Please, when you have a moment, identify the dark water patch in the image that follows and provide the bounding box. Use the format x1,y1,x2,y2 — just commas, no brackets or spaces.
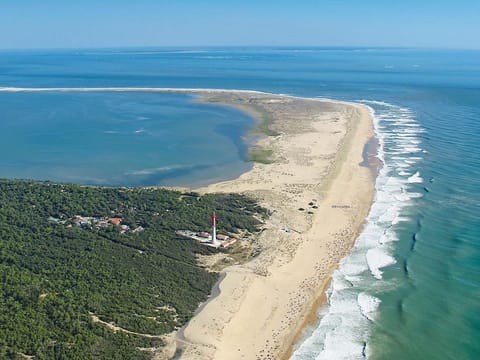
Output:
396,299,405,322
360,136,381,176
402,260,409,276
410,232,418,251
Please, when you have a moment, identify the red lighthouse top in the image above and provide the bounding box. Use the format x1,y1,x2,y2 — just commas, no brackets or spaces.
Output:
211,211,216,227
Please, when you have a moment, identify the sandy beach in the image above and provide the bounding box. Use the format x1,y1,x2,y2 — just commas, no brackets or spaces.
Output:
172,91,375,359
0,86,374,359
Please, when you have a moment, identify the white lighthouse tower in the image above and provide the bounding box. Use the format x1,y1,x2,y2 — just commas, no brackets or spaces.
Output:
211,211,218,246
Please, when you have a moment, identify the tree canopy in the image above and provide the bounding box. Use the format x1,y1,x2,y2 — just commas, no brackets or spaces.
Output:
0,179,267,359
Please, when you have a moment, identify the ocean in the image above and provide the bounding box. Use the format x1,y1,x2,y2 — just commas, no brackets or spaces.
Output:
1,47,479,359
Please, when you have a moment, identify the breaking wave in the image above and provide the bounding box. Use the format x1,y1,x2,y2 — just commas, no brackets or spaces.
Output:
291,101,424,359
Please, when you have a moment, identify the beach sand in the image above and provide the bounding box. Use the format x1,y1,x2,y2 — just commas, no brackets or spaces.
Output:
2,86,374,359
173,92,375,360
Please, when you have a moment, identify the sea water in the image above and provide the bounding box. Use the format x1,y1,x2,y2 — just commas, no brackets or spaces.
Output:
0,47,479,359
0,90,254,186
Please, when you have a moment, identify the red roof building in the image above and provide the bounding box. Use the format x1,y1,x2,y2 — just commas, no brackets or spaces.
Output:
110,217,122,225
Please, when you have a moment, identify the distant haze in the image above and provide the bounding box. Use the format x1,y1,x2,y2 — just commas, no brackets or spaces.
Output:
0,0,479,49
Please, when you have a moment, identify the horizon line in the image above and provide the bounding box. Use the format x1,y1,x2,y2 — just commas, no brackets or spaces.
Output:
0,45,479,52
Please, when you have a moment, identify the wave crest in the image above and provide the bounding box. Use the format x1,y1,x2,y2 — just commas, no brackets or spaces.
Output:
291,101,423,359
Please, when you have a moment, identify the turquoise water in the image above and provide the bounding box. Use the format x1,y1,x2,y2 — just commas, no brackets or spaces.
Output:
0,91,254,186
0,48,479,359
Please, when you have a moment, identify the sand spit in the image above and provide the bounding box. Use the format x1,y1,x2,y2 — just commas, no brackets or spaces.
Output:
176,92,375,360
1,86,374,359
0,86,268,95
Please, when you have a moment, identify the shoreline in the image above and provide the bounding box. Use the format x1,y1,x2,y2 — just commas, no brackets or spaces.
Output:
175,91,375,360
0,85,375,359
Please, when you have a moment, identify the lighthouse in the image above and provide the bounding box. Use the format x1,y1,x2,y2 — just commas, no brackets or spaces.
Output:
211,211,217,245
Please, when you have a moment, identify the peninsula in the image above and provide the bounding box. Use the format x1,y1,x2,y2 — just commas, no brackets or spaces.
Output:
0,87,375,360
176,91,375,359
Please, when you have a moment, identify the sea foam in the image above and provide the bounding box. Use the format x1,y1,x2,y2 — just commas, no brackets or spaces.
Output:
291,101,423,360
408,171,423,183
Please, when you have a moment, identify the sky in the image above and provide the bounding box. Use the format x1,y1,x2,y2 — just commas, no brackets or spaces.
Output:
0,0,479,49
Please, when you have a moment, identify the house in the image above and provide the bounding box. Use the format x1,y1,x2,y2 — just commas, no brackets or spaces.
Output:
110,217,122,226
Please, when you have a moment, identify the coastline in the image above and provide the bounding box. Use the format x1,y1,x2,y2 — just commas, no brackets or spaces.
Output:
0,85,375,359
176,92,375,360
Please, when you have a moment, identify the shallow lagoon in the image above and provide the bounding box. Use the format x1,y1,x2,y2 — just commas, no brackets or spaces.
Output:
0,91,254,187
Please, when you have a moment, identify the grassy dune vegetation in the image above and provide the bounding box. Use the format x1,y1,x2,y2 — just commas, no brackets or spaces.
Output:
249,147,274,164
